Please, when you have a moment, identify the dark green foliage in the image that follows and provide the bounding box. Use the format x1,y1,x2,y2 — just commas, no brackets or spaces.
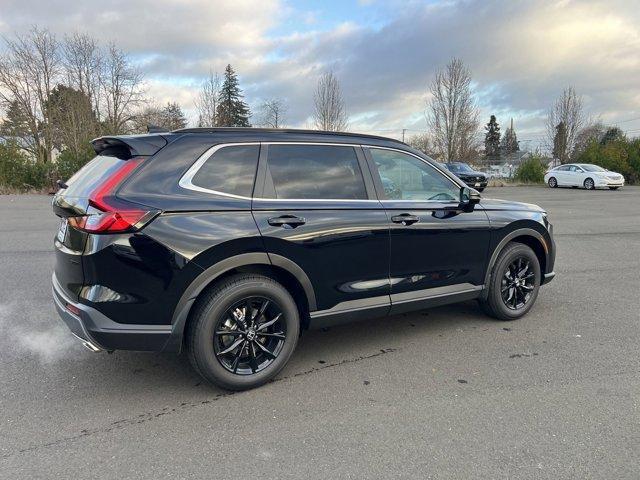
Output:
575,134,640,184
0,140,52,190
484,115,500,158
501,119,519,155
513,155,546,183
216,64,251,127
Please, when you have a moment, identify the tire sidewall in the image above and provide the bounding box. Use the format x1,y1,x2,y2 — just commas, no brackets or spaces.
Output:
584,178,594,190
548,177,557,188
192,277,300,390
489,244,541,320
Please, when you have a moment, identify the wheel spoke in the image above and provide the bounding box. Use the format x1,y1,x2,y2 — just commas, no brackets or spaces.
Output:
255,299,270,321
248,342,259,373
521,284,534,291
257,313,282,331
231,340,247,373
254,340,277,359
257,331,286,339
215,330,243,337
217,337,245,356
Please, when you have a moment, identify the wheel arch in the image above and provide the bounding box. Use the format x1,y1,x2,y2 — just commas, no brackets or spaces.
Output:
481,227,549,300
165,253,316,352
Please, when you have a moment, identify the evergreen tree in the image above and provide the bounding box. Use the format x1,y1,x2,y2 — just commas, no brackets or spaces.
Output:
215,64,251,127
600,127,625,145
484,115,501,159
159,102,187,130
553,121,568,163
501,118,520,155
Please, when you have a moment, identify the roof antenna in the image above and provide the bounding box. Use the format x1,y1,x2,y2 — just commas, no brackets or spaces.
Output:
147,124,169,134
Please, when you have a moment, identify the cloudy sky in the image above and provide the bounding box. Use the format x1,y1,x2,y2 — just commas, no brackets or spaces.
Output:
1,0,639,148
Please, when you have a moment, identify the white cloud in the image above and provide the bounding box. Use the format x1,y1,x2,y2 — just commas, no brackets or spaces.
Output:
1,0,639,143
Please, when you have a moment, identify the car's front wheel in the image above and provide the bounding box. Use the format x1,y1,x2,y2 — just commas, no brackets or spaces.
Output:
584,177,595,190
547,177,557,188
480,242,541,321
186,274,300,390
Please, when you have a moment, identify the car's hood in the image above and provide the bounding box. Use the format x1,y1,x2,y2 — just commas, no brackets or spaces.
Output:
457,170,486,177
479,197,545,213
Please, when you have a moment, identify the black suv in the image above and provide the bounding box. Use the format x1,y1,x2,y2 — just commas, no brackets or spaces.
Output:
52,128,555,390
443,162,488,192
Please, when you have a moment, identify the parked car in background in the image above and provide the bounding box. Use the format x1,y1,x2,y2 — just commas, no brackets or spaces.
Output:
544,164,624,190
52,128,555,390
442,162,488,192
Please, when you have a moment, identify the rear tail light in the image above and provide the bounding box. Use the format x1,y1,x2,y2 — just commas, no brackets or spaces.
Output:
68,156,158,234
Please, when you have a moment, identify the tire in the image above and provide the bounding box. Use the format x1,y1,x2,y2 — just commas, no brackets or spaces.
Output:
186,274,300,390
477,187,485,192
584,177,595,190
479,242,541,321
609,187,619,190
547,177,557,188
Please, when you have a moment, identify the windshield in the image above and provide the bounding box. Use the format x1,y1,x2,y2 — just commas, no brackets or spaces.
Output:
447,163,474,173
580,164,606,172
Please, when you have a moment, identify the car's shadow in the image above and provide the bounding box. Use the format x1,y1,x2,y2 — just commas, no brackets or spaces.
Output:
49,299,501,399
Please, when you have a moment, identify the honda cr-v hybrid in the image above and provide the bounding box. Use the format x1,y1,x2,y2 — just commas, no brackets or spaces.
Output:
52,128,555,390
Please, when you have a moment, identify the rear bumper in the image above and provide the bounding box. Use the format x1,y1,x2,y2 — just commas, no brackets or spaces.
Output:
52,273,176,352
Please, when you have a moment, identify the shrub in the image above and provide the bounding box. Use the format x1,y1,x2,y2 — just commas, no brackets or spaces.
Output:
513,155,547,183
0,141,53,191
575,138,640,184
53,146,94,183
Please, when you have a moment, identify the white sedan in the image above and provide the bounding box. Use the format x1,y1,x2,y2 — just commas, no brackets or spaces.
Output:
544,163,625,190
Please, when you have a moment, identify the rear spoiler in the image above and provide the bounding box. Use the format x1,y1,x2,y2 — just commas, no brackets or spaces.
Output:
91,135,169,159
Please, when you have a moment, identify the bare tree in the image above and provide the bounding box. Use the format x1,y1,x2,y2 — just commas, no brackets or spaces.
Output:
313,71,348,131
195,70,220,127
407,132,432,155
546,87,586,163
100,43,144,134
62,32,102,124
258,98,287,128
0,26,61,162
426,58,479,161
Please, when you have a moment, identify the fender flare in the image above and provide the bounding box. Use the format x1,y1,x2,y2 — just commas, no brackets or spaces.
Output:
164,252,316,352
481,227,549,299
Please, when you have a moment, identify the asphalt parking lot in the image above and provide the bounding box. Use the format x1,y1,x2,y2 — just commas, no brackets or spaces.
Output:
1,186,639,479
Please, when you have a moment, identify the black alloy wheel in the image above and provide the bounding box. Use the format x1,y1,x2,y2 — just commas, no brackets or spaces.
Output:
500,257,536,310
214,296,287,375
186,274,300,390
479,242,541,320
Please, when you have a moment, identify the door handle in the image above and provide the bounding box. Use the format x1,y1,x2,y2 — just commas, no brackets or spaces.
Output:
391,213,420,226
268,215,306,228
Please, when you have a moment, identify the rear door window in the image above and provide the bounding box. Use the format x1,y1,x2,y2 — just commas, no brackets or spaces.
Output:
265,144,367,200
189,144,259,197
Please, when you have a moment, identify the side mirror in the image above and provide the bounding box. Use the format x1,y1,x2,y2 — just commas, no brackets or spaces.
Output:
459,186,481,212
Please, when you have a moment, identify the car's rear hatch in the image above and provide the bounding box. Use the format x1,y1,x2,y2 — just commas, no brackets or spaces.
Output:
52,134,169,300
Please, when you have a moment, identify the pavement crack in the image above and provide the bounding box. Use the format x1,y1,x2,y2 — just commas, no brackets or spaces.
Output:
1,347,397,460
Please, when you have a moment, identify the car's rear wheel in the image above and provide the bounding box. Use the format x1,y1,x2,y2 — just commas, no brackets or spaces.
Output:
477,187,485,192
548,177,557,188
480,242,541,321
186,274,300,390
584,177,595,190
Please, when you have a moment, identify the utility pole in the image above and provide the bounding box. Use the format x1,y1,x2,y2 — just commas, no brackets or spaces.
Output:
402,129,406,142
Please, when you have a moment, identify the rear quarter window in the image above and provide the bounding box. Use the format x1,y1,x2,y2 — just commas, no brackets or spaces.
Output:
62,155,126,198
189,144,259,197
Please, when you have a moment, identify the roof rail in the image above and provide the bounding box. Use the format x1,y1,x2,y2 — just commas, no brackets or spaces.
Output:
171,127,405,144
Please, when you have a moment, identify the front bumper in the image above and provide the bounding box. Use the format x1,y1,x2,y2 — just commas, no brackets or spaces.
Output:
52,273,175,352
595,177,624,187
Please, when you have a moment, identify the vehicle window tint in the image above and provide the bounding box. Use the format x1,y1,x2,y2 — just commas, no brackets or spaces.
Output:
369,148,459,201
266,145,367,200
191,145,259,197
63,155,126,198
